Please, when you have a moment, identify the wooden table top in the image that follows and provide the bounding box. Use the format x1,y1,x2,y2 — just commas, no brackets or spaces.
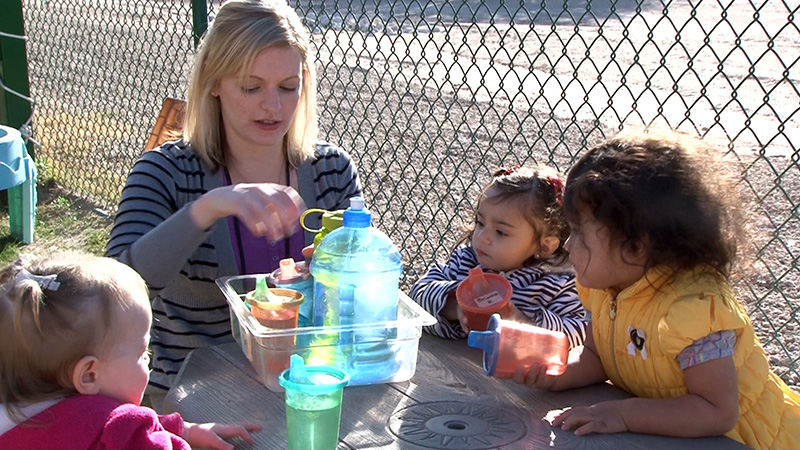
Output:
163,334,748,449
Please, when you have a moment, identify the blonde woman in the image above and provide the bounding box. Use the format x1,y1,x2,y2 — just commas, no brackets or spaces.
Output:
106,0,362,408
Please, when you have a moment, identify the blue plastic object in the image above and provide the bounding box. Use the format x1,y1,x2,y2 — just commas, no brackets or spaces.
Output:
288,354,309,383
467,314,503,376
0,126,36,244
309,196,403,383
0,126,28,190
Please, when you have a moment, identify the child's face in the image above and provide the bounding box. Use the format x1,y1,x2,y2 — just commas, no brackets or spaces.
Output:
471,196,540,272
93,295,152,405
565,215,646,292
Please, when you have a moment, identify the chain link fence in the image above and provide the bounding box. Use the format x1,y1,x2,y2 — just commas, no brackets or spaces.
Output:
18,0,799,388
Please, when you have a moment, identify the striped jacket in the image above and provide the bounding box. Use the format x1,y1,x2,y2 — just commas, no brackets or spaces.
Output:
410,246,587,348
106,140,361,394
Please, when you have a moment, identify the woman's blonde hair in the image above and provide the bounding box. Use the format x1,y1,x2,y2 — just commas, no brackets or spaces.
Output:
183,0,318,169
0,252,148,423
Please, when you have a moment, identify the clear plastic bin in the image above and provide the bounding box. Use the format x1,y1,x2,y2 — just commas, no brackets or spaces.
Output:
216,275,436,392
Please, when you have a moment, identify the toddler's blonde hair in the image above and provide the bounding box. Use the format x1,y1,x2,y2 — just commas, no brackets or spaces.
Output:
0,252,149,423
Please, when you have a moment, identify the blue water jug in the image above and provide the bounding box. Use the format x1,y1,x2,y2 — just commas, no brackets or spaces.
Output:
309,196,403,383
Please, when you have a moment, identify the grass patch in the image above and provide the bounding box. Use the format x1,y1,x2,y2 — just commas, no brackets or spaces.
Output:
0,179,114,265
36,110,133,206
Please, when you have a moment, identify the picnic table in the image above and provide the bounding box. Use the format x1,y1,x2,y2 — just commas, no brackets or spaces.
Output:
163,334,748,449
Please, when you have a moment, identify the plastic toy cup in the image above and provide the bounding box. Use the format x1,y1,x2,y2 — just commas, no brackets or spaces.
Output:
467,313,569,377
246,288,305,329
246,287,305,386
455,267,512,331
279,355,350,450
268,258,315,329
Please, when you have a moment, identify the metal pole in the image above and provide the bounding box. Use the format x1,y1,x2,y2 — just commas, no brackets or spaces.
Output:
0,0,34,159
191,0,209,49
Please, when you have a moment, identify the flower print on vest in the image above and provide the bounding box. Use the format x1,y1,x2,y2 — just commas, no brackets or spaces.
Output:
627,326,647,360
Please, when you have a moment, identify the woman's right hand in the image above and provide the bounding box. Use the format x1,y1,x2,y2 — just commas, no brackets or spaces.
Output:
190,183,306,241
302,244,315,262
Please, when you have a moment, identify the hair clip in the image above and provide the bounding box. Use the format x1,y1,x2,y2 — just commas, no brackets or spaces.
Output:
16,268,60,291
502,164,521,175
547,175,564,206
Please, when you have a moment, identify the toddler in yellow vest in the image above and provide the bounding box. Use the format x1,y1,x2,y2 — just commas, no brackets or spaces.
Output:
503,129,799,449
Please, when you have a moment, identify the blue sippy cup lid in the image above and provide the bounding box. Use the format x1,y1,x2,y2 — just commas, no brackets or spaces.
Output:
279,354,350,393
467,313,503,376
342,196,371,228
288,354,308,383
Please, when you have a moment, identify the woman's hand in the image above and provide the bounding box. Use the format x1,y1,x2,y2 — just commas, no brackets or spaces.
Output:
191,183,305,241
302,244,315,262
183,421,262,450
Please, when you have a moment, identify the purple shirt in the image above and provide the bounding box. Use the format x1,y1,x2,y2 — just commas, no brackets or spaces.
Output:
224,171,305,274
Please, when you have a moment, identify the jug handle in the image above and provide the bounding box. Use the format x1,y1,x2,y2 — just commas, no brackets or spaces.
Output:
299,208,328,233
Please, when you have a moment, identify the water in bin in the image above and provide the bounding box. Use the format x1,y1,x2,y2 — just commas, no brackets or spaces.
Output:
309,196,403,383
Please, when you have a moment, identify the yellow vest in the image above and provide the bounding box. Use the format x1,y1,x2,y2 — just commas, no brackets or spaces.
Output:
579,266,800,449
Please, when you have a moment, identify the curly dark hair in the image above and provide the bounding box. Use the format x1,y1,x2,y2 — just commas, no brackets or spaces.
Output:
563,128,747,279
455,164,571,266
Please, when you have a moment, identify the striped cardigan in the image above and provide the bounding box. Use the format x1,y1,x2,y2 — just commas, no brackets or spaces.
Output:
409,246,588,348
106,140,362,394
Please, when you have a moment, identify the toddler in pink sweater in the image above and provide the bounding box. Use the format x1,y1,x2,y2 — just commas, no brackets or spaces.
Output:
0,252,261,449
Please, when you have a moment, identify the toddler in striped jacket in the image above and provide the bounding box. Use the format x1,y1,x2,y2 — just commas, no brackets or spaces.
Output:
410,165,587,348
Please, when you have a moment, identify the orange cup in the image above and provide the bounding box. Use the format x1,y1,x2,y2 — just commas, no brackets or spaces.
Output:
468,313,569,377
246,288,304,329
455,267,512,331
246,288,304,385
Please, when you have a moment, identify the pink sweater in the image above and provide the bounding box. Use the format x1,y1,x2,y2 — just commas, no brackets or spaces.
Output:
0,394,189,449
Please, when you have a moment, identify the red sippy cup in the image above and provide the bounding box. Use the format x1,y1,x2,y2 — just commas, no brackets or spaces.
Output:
467,313,569,377
455,267,512,331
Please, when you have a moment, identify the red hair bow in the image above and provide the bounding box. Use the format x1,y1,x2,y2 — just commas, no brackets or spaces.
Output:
547,175,564,206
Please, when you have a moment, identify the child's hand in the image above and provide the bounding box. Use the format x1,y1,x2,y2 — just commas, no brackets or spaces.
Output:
183,421,262,450
456,304,471,334
551,401,627,436
498,302,529,324
501,362,560,390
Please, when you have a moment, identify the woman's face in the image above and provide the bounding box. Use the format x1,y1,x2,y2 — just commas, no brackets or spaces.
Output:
216,45,303,155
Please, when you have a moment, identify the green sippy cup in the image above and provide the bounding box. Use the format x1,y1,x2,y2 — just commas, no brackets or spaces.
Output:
300,208,345,248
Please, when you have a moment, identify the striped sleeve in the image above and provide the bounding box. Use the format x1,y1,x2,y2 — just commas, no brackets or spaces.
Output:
105,143,211,292
409,248,477,339
512,272,587,348
310,142,362,210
